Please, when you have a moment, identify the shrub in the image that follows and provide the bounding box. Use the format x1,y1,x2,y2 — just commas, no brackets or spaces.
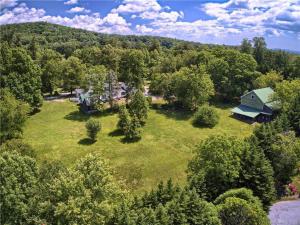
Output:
215,189,270,225
216,197,270,225
193,105,219,128
85,118,101,141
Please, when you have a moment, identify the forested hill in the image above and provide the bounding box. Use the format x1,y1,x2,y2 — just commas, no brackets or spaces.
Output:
0,22,212,55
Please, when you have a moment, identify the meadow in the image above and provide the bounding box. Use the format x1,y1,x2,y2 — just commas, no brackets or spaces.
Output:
23,100,254,193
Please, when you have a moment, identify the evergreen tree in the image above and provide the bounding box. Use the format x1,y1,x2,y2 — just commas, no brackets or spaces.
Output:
117,105,131,133
155,204,169,225
124,115,142,141
239,137,276,210
129,90,149,125
288,93,300,135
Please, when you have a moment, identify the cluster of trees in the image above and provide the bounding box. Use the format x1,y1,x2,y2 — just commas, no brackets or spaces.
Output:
1,140,272,225
117,90,149,141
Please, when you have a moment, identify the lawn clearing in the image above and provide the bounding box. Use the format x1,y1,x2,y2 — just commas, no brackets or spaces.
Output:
23,101,254,193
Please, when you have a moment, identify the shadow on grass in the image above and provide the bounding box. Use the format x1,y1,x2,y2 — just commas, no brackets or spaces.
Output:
29,108,41,116
153,106,193,121
121,137,141,144
229,114,255,125
65,108,117,122
108,129,123,137
78,138,95,145
65,110,90,122
192,121,215,129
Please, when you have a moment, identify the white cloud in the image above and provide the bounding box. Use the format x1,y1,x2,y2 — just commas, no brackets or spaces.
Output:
136,24,153,33
64,0,78,5
201,0,300,35
0,0,299,48
0,0,17,10
112,0,161,14
0,3,131,35
67,6,90,14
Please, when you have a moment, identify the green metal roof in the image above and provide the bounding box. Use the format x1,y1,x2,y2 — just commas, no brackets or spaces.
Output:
253,87,274,104
231,105,261,118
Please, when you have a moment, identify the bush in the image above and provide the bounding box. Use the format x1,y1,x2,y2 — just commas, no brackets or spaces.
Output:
216,197,270,225
193,105,219,128
85,118,101,141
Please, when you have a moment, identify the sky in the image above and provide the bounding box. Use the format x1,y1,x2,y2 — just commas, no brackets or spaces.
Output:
0,0,299,51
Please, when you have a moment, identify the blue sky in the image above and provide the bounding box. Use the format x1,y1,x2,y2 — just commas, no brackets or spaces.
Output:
1,0,300,51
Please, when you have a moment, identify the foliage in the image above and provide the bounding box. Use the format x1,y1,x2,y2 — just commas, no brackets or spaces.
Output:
86,118,101,141
173,66,214,110
85,65,107,105
188,135,244,201
0,151,38,224
124,115,142,141
253,37,267,73
253,119,300,196
37,153,123,224
253,70,283,89
109,181,221,225
106,70,119,108
193,105,219,128
117,105,131,133
239,137,276,210
208,49,260,100
288,92,300,135
274,77,300,111
271,132,300,194
0,139,36,158
240,38,252,54
63,56,86,93
129,90,149,125
216,196,270,225
39,48,64,94
0,44,43,108
0,89,29,144
120,49,146,89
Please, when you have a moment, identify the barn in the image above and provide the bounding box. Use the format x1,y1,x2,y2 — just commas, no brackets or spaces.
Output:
231,87,279,123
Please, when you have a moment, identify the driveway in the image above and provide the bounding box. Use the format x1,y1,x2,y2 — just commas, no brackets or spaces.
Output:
269,200,300,225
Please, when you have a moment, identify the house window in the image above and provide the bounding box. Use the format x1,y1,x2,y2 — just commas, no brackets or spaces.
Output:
251,95,254,99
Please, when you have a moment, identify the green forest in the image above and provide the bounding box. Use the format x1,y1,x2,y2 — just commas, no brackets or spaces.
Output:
1,22,300,225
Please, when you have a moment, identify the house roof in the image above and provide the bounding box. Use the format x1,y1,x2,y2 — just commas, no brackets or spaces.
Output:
231,105,262,118
252,87,274,104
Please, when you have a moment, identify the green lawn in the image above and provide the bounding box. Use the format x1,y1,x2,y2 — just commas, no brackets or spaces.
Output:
23,100,253,193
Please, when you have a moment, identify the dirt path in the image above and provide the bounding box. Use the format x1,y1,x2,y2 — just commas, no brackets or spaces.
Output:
268,199,300,225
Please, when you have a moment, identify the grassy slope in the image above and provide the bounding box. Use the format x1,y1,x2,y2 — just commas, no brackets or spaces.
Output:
23,101,253,193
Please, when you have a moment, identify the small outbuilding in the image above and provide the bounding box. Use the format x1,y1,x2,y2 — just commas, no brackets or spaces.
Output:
231,87,279,123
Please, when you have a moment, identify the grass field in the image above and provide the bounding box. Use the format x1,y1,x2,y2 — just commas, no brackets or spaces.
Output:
23,100,254,193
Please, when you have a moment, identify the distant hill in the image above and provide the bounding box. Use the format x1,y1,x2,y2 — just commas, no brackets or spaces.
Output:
275,49,300,55
0,22,297,56
0,22,207,51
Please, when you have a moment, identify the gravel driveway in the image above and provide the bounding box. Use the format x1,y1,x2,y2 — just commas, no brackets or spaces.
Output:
269,200,300,225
